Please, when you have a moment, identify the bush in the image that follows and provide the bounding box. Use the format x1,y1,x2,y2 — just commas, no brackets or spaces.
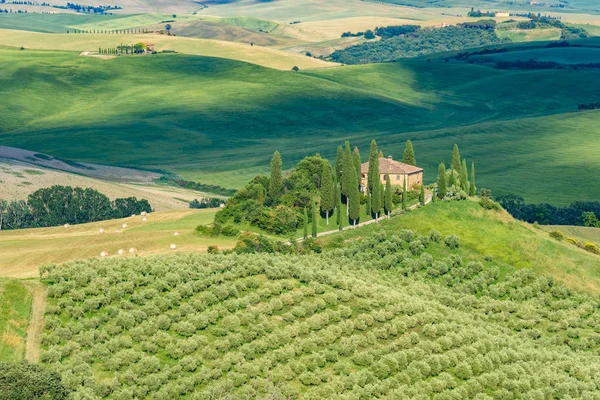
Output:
221,225,240,237
583,242,600,255
0,361,67,399
479,197,501,210
549,230,565,241
428,230,442,243
444,235,460,249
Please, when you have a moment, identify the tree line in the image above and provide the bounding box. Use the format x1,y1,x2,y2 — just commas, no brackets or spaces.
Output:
215,140,422,237
67,28,149,34
0,185,151,231
435,144,476,201
497,194,600,226
98,43,150,55
159,176,237,197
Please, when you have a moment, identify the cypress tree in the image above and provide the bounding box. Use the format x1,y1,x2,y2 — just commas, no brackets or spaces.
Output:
366,191,371,219
352,146,361,187
419,184,425,206
311,198,318,238
449,166,456,187
470,162,476,196
460,159,469,191
402,140,416,166
368,140,381,219
378,150,384,158
432,184,437,203
437,163,447,199
320,162,334,225
335,146,344,180
385,174,392,217
269,151,283,203
336,186,343,231
372,176,382,220
303,207,308,240
451,144,461,173
402,177,407,211
349,167,360,226
341,142,353,215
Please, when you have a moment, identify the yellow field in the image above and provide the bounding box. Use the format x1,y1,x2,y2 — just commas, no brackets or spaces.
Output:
0,209,236,279
0,29,336,70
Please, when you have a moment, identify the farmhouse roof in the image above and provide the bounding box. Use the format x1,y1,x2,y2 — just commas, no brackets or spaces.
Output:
361,156,423,175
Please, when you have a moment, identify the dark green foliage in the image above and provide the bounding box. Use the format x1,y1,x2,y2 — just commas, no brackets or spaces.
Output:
402,177,407,211
311,198,318,238
366,190,372,218
320,163,334,225
336,188,343,231
470,163,476,196
269,151,284,203
437,164,447,199
449,166,456,187
368,140,382,217
0,186,151,230
303,207,308,239
432,185,437,203
581,211,599,227
189,198,224,209
460,159,469,191
335,146,344,181
374,25,420,39
419,184,425,206
330,24,508,64
384,174,393,216
364,29,375,40
479,197,501,211
341,142,353,202
498,195,600,226
0,361,67,399
348,168,360,225
352,147,361,185
444,234,460,249
402,140,416,166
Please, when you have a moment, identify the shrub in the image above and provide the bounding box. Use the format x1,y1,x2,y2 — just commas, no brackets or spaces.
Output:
173,322,195,337
479,197,501,210
583,242,600,255
444,235,460,249
549,230,565,241
428,230,442,243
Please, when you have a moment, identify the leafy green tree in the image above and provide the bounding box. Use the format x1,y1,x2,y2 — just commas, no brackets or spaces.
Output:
348,168,360,226
0,361,67,399
402,140,416,166
352,146,362,185
437,163,447,199
460,159,469,191
303,207,308,239
452,144,461,172
470,162,476,196
582,211,599,227
311,198,318,238
269,151,284,203
384,174,393,217
402,177,407,211
320,162,334,225
335,146,344,180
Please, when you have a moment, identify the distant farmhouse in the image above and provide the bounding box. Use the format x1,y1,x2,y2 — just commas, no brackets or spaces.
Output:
360,156,423,192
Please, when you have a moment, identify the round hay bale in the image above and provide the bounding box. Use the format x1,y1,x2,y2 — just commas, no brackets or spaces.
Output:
63,224,70,229
142,217,147,222
99,228,105,234
122,223,128,229
129,248,136,254
100,251,108,257
170,244,177,250
118,249,125,255
141,211,147,216
174,232,180,236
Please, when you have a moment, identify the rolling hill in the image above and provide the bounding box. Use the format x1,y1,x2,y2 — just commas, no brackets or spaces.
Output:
1,46,600,203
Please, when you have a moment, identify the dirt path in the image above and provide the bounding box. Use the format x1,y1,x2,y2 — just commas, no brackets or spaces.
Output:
23,281,46,363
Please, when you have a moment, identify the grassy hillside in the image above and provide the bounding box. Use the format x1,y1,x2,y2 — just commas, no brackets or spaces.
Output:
34,228,600,398
322,200,600,295
0,279,32,362
0,208,235,279
2,48,600,202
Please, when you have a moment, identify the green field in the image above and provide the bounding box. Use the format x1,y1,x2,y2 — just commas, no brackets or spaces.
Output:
0,13,124,33
1,47,600,203
470,47,600,64
0,279,31,361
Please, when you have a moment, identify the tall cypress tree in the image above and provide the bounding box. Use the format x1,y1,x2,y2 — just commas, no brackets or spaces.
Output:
449,166,456,187
419,184,425,206
402,140,416,166
341,143,353,215
335,146,344,180
352,147,362,188
385,174,393,217
368,140,381,219
366,191,371,219
372,176,382,220
320,162,334,225
437,163,447,199
402,177,407,211
311,198,318,238
432,184,437,203
269,151,283,203
451,144,461,173
460,159,469,191
470,163,476,196
303,207,308,240
337,186,343,231
349,167,360,226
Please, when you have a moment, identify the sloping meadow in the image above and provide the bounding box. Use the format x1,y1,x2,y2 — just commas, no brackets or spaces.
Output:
40,230,600,399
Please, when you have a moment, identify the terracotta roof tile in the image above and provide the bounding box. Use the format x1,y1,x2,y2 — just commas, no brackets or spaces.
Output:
361,157,423,175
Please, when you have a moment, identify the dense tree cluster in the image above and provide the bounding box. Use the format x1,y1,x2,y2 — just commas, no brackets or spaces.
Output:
497,194,600,226
189,198,225,209
35,227,600,398
436,144,476,201
0,361,67,399
0,186,151,231
330,22,509,64
62,2,121,13
159,176,236,197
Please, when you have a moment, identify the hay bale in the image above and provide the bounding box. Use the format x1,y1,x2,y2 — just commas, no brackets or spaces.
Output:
63,224,70,229
170,244,177,250
142,217,147,222
141,211,147,216
174,232,180,236
99,229,105,234
118,249,125,255
100,251,108,257
122,223,128,229
129,248,137,254
115,229,122,233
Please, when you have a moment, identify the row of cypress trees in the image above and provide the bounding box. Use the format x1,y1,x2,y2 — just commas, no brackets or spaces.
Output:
436,144,476,199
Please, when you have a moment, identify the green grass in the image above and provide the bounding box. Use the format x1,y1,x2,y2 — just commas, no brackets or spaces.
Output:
470,47,600,64
2,47,600,204
0,13,126,33
496,28,562,43
542,225,600,244
321,200,600,295
0,279,32,362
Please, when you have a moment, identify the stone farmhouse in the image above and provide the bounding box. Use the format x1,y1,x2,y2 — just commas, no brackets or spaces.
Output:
360,156,423,191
